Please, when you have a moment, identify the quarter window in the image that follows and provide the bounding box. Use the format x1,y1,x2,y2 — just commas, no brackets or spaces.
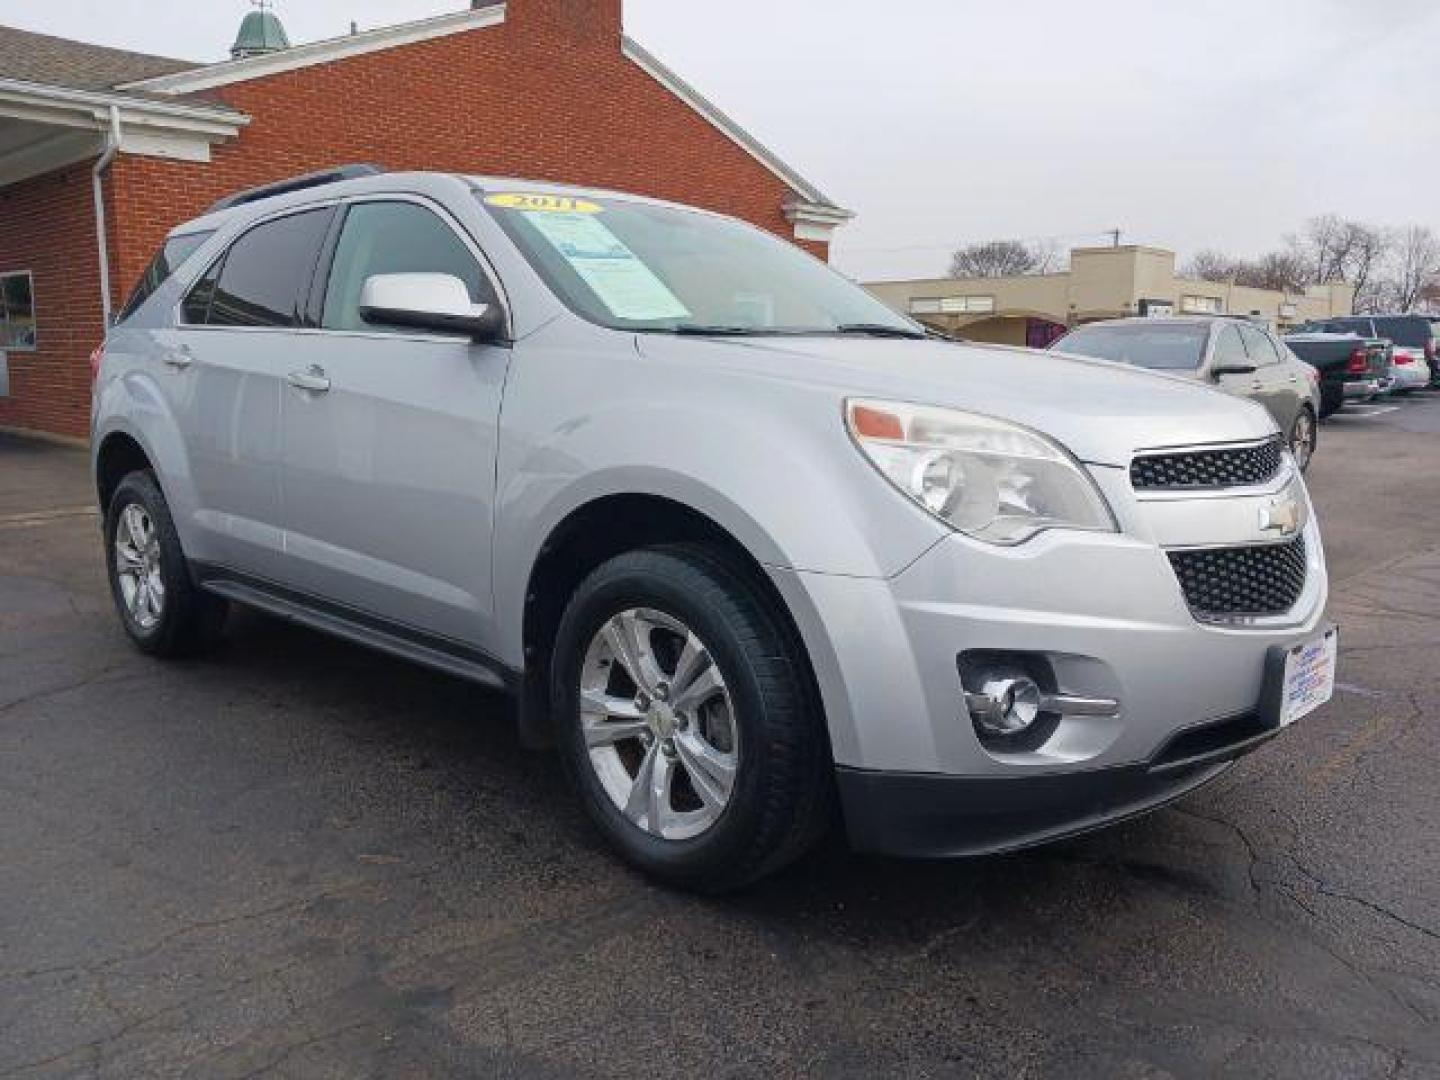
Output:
191,208,333,328
321,201,493,332
119,232,213,323
1,271,36,350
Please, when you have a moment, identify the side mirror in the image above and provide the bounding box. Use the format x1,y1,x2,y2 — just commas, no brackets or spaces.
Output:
1211,361,1257,378
358,273,505,342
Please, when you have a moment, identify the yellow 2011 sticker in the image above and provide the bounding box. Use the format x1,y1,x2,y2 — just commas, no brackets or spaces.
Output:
485,193,603,214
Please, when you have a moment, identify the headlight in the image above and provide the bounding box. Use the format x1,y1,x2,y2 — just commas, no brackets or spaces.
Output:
845,399,1116,545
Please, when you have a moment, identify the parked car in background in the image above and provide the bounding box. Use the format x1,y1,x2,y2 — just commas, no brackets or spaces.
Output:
1050,317,1320,469
91,169,1335,890
1284,332,1392,416
1304,315,1435,391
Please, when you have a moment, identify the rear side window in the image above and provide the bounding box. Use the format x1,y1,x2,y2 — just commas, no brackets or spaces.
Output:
320,201,493,332
188,208,332,328
1328,318,1374,337
118,231,213,323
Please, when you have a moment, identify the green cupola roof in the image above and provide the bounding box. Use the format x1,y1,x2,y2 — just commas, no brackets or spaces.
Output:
231,7,290,60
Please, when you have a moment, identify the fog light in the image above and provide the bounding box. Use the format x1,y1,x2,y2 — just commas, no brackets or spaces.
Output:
965,673,1043,737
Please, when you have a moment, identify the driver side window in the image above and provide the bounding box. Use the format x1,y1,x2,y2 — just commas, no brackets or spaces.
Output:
321,201,494,332
1212,325,1248,367
1238,324,1280,366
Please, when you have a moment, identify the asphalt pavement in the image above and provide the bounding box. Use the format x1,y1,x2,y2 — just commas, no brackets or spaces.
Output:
2,394,1439,1078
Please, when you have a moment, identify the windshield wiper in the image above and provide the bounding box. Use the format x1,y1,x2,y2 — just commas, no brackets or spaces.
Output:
666,325,781,336
834,323,927,339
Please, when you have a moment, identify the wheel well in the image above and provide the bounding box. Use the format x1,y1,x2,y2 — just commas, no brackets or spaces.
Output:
96,433,153,513
519,494,820,747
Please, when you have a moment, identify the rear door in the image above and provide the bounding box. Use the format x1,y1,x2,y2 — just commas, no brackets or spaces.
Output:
275,197,510,645
160,207,334,577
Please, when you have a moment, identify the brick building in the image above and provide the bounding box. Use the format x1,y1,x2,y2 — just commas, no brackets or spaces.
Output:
0,0,851,439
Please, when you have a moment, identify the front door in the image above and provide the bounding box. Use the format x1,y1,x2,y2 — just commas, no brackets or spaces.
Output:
1237,323,1299,434
276,198,509,646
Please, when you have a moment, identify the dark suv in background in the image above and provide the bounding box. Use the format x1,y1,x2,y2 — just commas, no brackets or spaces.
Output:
1304,315,1437,388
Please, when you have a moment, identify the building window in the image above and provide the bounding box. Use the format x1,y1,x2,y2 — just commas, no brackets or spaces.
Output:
1,271,35,350
1180,294,1223,315
911,295,995,315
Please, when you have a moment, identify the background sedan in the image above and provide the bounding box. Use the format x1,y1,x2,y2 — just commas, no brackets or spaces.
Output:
1049,317,1320,469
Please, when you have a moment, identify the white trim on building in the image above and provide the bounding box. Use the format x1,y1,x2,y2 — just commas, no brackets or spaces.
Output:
0,78,247,185
621,36,853,243
118,5,508,95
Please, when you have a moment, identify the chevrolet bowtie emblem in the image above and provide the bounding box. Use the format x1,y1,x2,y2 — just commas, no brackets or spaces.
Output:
1260,496,1302,537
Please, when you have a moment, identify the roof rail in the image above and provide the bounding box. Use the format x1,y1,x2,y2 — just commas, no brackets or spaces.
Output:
206,163,385,214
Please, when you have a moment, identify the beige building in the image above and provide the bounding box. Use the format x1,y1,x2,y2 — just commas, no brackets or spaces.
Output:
865,245,1355,348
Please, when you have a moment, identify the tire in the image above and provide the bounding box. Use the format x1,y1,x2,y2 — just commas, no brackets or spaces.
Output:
104,470,227,657
1289,406,1317,472
1318,385,1342,420
550,544,830,892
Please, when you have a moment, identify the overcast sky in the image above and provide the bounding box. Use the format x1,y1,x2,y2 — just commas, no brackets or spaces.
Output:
5,0,1436,280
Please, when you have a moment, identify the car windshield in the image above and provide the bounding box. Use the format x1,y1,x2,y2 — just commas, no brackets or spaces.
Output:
480,190,920,336
1052,323,1209,370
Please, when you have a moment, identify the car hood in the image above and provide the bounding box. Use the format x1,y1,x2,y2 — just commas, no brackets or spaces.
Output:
637,335,1276,467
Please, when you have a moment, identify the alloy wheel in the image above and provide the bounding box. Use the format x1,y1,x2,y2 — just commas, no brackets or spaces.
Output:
579,608,739,841
114,503,165,631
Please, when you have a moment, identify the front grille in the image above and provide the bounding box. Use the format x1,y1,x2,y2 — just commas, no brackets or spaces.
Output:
1131,438,1284,490
1168,536,1308,619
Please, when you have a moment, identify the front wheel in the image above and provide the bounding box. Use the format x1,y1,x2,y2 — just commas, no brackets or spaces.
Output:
550,544,830,892
1289,407,1317,472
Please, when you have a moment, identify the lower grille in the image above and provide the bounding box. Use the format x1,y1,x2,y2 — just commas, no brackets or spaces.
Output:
1168,536,1308,619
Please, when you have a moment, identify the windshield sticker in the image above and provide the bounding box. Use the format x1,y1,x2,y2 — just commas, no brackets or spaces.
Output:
523,211,691,322
486,193,604,214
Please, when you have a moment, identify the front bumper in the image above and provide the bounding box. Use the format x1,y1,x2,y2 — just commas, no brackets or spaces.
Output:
837,702,1297,857
771,462,1329,859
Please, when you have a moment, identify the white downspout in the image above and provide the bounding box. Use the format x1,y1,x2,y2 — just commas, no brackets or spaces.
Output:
92,105,122,328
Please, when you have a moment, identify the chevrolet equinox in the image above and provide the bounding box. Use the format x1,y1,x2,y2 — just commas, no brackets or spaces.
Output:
92,167,1337,891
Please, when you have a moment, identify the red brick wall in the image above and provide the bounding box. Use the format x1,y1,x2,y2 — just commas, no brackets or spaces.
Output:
0,164,105,438
7,0,832,437
109,0,828,300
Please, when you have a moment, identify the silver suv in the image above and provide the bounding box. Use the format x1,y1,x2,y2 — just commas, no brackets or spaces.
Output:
93,168,1337,891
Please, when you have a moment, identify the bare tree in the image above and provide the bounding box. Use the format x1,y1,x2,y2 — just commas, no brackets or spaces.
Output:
1289,214,1350,284
1233,252,1311,293
948,240,1043,278
1388,226,1440,312
1182,251,1240,283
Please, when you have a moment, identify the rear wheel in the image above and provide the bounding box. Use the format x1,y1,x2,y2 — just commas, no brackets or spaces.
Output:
550,544,830,892
1289,407,1317,471
104,471,226,656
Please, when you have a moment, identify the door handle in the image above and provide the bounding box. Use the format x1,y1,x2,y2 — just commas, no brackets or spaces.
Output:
163,345,193,370
287,366,331,393
1250,381,1265,391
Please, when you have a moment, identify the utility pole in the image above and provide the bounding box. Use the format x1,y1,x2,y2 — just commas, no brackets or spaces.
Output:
1108,228,1122,248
